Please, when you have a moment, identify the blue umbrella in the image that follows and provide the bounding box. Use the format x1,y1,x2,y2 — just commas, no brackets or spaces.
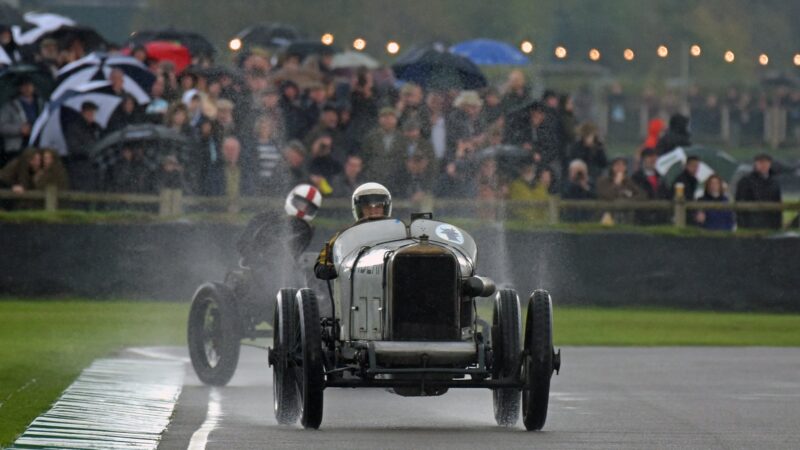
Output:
450,39,529,66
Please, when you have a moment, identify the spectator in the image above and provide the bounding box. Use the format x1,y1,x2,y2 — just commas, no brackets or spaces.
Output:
278,80,305,140
671,156,700,200
434,139,477,199
247,115,284,195
401,118,437,175
329,154,365,198
107,94,145,132
300,82,328,138
1,77,42,165
567,122,607,182
222,136,242,196
481,87,504,125
597,157,645,225
508,159,553,222
348,68,378,145
655,113,691,155
393,151,434,202
107,146,149,193
527,101,564,176
396,82,424,127
157,154,189,192
307,133,342,181
448,91,486,152
166,103,194,138
637,118,665,168
215,99,237,138
501,69,532,145
360,107,406,184
0,148,69,194
631,149,671,225
145,75,170,123
270,140,309,193
561,159,596,223
735,153,782,230
419,90,450,163
63,101,101,191
304,103,345,163
192,118,224,196
475,157,505,220
696,174,735,231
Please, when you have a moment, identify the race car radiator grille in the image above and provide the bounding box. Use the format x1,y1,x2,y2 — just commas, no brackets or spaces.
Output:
391,251,459,341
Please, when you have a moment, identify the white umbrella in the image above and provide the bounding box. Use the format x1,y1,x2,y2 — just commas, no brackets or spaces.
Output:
13,12,75,45
331,51,380,69
50,52,154,104
30,80,123,155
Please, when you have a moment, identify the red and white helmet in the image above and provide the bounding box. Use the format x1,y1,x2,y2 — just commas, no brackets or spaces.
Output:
285,184,323,222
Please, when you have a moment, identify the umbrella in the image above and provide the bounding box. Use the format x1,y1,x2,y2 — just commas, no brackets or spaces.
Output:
29,80,123,155
51,52,154,104
0,64,56,104
89,123,190,172
129,28,216,59
450,39,529,66
284,40,339,60
392,44,487,90
124,40,191,74
656,146,740,188
234,23,305,49
0,3,26,27
267,66,323,90
331,51,380,69
12,12,75,45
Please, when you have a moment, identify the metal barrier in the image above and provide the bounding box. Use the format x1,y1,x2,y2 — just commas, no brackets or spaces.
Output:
1,186,798,229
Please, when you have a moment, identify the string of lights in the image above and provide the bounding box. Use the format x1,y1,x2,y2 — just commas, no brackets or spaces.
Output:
227,33,800,66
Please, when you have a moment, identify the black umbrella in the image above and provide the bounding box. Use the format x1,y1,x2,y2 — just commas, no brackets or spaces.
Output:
89,124,191,172
44,26,107,53
392,43,487,90
0,3,25,27
0,64,55,104
235,23,305,49
284,40,340,60
129,28,216,59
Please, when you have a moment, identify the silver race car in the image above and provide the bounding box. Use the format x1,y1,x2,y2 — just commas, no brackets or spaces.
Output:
269,213,561,430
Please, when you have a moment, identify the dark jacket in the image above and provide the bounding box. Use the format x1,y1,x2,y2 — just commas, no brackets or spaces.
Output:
655,114,691,155
735,171,782,229
671,170,699,200
631,169,671,225
561,181,596,223
567,141,608,181
698,193,735,231
528,110,563,166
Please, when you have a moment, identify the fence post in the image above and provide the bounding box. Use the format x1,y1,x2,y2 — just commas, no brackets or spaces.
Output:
44,185,58,212
171,189,184,215
673,199,687,228
159,189,171,217
225,164,241,214
548,197,560,225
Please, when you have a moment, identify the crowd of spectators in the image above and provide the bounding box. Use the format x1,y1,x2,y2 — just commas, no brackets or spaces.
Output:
0,32,788,231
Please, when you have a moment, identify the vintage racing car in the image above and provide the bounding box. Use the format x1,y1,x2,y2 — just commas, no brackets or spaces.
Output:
269,213,561,430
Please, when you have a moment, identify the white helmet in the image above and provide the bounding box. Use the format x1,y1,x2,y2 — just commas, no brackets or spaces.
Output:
352,182,392,220
285,184,323,222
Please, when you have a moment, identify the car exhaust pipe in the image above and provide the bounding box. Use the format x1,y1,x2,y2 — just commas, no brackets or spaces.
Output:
462,276,496,297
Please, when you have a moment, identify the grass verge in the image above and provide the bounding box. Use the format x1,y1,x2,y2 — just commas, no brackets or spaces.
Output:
2,300,800,446
0,300,188,447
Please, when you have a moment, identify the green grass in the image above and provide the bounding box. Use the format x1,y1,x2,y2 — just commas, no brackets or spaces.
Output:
0,300,188,447
2,300,800,446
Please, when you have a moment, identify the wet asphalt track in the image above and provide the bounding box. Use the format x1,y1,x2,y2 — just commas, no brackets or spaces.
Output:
134,346,800,450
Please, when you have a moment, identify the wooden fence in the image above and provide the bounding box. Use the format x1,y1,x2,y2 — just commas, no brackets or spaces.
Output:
2,186,799,228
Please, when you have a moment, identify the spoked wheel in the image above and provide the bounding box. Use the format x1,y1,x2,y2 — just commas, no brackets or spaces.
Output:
492,289,522,427
294,288,324,429
188,283,241,386
271,288,300,425
522,289,558,431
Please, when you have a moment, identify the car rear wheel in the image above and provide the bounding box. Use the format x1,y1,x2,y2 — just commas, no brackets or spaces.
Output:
295,288,324,429
272,288,300,425
522,289,556,431
492,289,522,427
187,283,241,386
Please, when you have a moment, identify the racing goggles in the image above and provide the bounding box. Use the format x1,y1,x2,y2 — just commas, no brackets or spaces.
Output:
355,194,389,208
291,195,319,216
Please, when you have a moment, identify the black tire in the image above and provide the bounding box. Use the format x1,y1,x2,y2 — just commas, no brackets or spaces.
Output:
273,288,300,425
492,289,522,427
522,289,555,431
295,288,324,429
188,283,241,386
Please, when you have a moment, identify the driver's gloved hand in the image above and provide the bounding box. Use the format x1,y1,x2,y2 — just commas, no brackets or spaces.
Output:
315,264,338,280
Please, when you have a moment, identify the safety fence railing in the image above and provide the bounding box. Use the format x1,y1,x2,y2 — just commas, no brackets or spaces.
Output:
2,186,799,229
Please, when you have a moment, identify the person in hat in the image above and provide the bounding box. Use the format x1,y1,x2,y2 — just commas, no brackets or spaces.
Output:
735,153,782,229
597,157,646,225
449,90,486,146
359,106,406,184
0,76,43,165
567,121,608,183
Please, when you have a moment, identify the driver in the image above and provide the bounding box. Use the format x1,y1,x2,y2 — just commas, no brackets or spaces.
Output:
314,182,392,280
238,184,322,267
